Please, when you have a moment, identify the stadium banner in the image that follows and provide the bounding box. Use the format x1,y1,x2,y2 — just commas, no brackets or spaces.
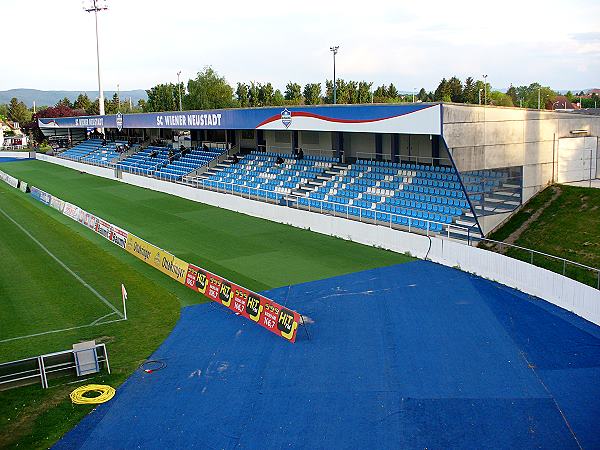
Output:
125,233,189,285
19,181,28,193
95,218,112,240
184,263,301,343
109,224,128,249
30,186,52,205
0,169,20,189
37,104,442,135
78,209,99,232
50,196,65,213
62,202,81,220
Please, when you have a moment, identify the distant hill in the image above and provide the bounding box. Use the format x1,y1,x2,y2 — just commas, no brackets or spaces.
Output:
0,89,148,108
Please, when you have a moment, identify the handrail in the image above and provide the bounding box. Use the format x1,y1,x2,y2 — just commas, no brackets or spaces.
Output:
182,176,474,239
477,237,600,289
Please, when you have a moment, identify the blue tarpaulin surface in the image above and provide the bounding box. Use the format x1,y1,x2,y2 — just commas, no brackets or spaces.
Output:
55,261,600,449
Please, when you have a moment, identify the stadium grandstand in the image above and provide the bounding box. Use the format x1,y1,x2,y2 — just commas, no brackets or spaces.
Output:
38,103,599,240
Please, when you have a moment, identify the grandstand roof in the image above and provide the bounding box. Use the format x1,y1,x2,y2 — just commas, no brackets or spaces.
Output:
38,103,443,135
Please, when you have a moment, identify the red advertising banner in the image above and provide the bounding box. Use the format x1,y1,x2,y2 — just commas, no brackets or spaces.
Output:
184,264,301,342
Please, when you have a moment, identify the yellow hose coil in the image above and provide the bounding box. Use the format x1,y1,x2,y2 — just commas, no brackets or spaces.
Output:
70,384,116,404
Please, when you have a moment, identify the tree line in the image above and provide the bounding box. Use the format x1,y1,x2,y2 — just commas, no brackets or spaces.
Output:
2,66,598,133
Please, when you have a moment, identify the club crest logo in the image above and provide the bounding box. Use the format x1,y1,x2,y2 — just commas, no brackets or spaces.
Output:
281,108,292,128
116,112,123,131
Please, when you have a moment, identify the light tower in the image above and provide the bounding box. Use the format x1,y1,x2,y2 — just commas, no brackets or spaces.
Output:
83,0,108,118
329,46,339,104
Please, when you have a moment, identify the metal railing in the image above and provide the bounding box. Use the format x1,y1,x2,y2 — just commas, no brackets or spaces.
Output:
181,176,477,239
477,238,600,289
0,343,110,391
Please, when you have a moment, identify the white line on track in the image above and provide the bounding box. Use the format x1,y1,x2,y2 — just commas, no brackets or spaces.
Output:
0,205,124,319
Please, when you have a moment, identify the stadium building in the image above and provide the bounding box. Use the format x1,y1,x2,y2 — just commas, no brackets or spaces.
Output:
39,103,600,239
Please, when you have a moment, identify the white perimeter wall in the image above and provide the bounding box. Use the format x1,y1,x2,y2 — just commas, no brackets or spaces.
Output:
0,151,33,159
35,153,600,326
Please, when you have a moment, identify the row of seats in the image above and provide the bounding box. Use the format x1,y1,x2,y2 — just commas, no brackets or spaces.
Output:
82,141,130,166
116,146,170,175
203,151,333,196
154,147,225,181
59,139,103,160
296,197,445,232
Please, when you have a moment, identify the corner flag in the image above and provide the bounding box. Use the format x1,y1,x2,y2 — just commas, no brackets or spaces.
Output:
121,284,128,320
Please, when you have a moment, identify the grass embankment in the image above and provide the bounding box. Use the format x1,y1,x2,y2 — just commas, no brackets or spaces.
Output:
486,184,600,287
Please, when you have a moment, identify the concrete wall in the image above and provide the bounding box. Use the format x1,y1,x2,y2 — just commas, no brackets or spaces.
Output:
34,153,600,327
443,104,600,202
0,151,33,159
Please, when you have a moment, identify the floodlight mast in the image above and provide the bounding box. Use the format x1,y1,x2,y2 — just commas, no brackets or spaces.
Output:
177,71,183,111
330,46,339,104
84,0,108,120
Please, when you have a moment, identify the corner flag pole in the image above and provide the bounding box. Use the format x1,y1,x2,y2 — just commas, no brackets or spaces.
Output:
121,283,128,320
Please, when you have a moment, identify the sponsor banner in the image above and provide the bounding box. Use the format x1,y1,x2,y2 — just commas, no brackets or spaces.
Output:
184,263,301,343
96,218,112,240
77,209,99,231
62,202,81,220
125,233,189,285
109,224,128,249
19,181,28,193
0,169,19,188
30,186,52,205
50,196,65,213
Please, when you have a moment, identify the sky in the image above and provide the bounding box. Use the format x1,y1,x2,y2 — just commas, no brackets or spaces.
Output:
2,0,599,93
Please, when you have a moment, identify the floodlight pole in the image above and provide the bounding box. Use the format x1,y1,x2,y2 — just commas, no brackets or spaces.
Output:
330,46,339,104
479,89,483,105
413,88,416,103
482,74,488,106
177,71,183,111
84,0,108,121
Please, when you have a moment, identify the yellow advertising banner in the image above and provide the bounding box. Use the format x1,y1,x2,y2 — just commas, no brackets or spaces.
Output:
125,233,189,285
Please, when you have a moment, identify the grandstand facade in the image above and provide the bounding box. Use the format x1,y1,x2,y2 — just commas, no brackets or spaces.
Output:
39,103,600,238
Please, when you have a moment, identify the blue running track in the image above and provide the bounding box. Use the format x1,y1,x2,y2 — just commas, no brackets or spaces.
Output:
55,260,600,449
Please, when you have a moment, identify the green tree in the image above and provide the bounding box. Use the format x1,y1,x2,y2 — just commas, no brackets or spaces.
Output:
515,83,556,109
490,91,514,107
565,90,575,102
258,82,274,106
387,83,399,99
447,76,463,102
0,103,8,117
303,83,322,105
357,81,372,103
236,83,249,107
106,92,120,114
417,88,428,102
284,82,303,104
248,82,260,107
7,97,32,124
373,85,388,102
145,83,179,112
56,97,73,109
272,89,286,106
73,93,91,111
184,66,235,110
462,77,477,104
434,78,450,101
506,85,518,105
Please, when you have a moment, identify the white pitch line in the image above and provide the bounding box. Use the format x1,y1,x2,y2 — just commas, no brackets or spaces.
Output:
90,311,119,325
0,205,123,319
0,318,126,343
